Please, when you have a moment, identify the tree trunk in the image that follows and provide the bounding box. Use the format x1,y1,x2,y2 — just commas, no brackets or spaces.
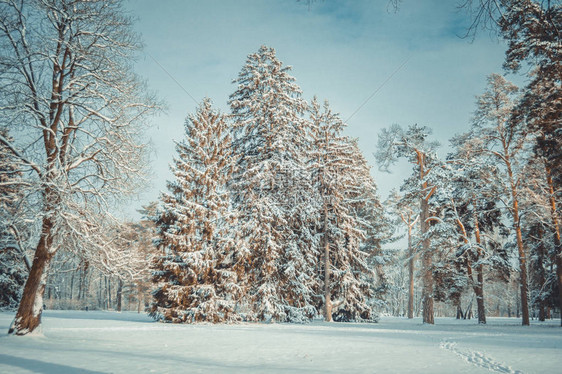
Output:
137,286,142,314
420,197,434,324
545,164,562,327
516,290,520,319
69,271,75,300
507,161,529,326
456,304,464,319
116,278,123,312
531,227,547,322
8,216,55,335
98,276,103,309
407,223,415,319
323,203,332,322
514,218,530,325
473,214,486,324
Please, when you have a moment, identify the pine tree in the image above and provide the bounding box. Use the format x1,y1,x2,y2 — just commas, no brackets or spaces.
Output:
464,74,533,325
150,99,241,323
228,45,315,322
520,156,560,321
461,0,562,325
376,124,441,324
446,132,510,324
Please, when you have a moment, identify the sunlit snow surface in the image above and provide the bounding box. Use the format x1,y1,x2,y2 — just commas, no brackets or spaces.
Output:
1,311,561,373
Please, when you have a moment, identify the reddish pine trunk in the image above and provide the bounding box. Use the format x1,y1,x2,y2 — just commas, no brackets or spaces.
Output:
505,157,529,326
407,223,415,319
512,201,530,326
9,216,55,335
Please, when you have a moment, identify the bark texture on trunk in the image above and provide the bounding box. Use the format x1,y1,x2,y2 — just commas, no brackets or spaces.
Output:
456,303,464,319
407,225,415,319
413,149,434,325
117,278,123,312
401,213,418,320
505,158,529,326
473,214,486,324
513,204,530,326
420,197,433,325
323,203,332,322
545,165,562,327
9,217,55,335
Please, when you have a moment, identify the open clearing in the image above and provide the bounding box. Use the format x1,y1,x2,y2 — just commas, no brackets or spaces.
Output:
0,311,560,373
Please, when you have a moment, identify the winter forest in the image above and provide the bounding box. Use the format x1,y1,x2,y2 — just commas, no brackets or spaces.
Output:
1,0,561,373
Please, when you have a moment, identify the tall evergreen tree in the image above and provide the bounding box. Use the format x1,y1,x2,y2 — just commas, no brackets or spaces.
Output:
150,99,241,323
310,98,387,322
447,133,509,324
520,156,560,320
463,74,532,325
228,46,315,322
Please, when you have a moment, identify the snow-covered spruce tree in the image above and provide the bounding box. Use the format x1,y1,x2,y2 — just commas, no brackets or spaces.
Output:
228,46,316,322
0,0,158,335
376,124,441,324
348,140,391,320
309,98,387,322
150,99,242,323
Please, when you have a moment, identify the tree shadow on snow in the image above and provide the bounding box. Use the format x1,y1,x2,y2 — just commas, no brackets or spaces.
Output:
0,353,105,374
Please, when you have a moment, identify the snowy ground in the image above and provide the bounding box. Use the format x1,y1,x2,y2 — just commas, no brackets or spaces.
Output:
0,311,560,373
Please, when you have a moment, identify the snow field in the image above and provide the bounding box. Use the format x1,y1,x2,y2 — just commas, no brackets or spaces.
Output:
0,311,561,373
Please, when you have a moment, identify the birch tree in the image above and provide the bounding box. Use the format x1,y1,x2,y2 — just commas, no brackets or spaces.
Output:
0,0,158,335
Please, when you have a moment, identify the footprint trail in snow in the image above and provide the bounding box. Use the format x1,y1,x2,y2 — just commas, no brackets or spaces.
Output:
440,339,524,374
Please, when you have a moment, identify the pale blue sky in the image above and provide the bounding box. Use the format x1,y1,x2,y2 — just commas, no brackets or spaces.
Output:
124,0,516,217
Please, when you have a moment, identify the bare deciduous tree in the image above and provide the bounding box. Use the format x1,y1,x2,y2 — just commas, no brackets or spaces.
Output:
0,0,159,335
